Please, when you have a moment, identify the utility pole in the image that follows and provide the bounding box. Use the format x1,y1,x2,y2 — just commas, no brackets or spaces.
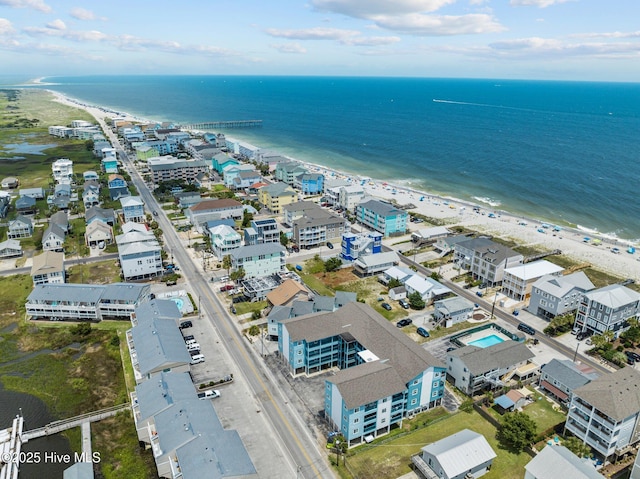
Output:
573,342,579,362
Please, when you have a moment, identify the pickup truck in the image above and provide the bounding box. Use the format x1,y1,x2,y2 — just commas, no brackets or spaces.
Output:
197,389,220,400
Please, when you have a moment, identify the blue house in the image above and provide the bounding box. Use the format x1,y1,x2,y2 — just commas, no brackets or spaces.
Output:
294,173,324,195
279,302,445,446
341,231,382,261
356,199,408,237
120,196,145,223
102,157,118,174
211,153,239,174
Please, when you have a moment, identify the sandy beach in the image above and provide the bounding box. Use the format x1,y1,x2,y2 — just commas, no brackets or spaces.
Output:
50,90,640,283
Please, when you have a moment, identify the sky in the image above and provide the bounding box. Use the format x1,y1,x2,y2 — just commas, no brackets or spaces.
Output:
0,0,639,82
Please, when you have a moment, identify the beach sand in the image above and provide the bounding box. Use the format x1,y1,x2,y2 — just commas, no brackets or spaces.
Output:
50,91,640,283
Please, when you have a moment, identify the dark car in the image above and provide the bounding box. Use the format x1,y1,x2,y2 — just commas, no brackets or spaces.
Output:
326,242,334,249
627,351,640,362
396,319,413,328
179,320,193,329
446,347,456,352
219,284,235,292
189,349,201,357
517,323,535,335
399,299,410,309
381,302,392,311
416,327,430,338
182,334,195,341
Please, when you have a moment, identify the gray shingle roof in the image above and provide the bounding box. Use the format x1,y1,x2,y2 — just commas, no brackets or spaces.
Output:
449,340,534,375
27,284,105,303
358,199,404,217
133,299,182,324
572,367,640,421
532,271,595,298
541,359,599,391
230,242,285,260
331,361,407,409
584,284,640,309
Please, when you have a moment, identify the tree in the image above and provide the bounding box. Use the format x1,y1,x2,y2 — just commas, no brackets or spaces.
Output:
222,255,232,276
324,257,342,272
242,209,253,228
230,268,245,283
563,437,592,458
589,334,608,349
498,411,537,453
430,271,442,281
408,291,425,310
387,278,402,289
279,231,289,247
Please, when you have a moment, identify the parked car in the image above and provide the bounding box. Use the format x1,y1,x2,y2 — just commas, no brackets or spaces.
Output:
179,320,193,329
153,210,158,216
219,284,234,292
517,323,536,335
189,349,201,357
446,347,457,352
166,279,177,286
182,334,195,341
396,319,413,328
326,242,334,249
190,354,205,364
399,299,410,309
381,302,392,311
187,342,200,351
627,351,640,362
416,327,430,338
197,389,220,400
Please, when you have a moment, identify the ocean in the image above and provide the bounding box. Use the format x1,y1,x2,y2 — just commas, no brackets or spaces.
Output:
34,75,640,241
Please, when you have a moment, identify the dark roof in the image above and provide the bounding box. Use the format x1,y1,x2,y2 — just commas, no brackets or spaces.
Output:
190,198,242,212
572,367,640,421
449,340,534,375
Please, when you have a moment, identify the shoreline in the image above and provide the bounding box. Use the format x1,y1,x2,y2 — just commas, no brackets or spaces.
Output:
47,90,640,282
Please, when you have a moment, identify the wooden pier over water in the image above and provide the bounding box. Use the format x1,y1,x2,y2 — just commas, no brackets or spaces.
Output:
180,120,262,130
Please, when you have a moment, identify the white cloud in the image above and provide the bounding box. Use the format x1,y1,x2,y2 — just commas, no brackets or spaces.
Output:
571,31,640,39
371,13,506,36
311,0,454,17
70,7,99,21
488,36,640,58
265,27,360,41
342,35,401,46
0,0,51,13
0,17,15,35
510,0,572,7
271,43,307,54
46,19,66,30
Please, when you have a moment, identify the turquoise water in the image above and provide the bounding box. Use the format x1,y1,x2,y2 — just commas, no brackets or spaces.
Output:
172,298,184,311
467,334,505,348
34,75,640,240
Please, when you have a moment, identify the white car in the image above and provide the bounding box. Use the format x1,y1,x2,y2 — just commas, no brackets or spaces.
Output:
187,342,200,351
197,389,220,400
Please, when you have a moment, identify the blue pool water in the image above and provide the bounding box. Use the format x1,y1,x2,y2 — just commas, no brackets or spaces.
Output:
172,298,184,311
467,334,505,348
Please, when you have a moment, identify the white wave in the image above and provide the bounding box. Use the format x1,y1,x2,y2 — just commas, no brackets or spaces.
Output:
473,196,501,208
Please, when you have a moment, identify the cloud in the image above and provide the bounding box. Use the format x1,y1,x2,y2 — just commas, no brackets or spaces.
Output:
70,8,96,21
271,43,307,54
311,0,454,17
342,35,401,46
46,19,66,30
571,31,640,39
488,36,640,58
0,0,51,13
371,13,506,35
510,0,571,7
0,17,15,35
265,27,360,41
23,25,108,42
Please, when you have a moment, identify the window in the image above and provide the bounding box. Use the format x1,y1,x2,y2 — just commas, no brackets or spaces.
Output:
412,390,418,396
353,428,359,435
353,418,359,424
381,408,387,414
410,399,417,406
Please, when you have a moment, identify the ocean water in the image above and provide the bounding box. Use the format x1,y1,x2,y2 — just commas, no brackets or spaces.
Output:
36,75,640,240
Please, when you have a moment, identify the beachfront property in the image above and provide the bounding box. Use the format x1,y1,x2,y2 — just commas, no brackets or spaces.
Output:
257,182,297,214
453,237,523,287
277,302,446,446
85,221,113,247
229,243,286,279
7,215,33,239
341,231,382,262
211,152,239,174
31,251,65,285
355,199,409,237
565,367,640,463
186,198,243,232
573,284,640,337
49,125,74,137
524,445,603,479
353,251,399,277
208,224,242,260
290,202,347,249
131,372,256,479
501,260,565,302
0,239,23,258
19,187,45,199
147,156,209,184
412,429,497,479
85,205,116,226
274,161,308,185
42,223,66,252
411,226,451,246
404,274,451,303
1,176,19,189
538,359,599,405
51,158,74,184
120,196,145,223
134,145,159,161
432,296,476,327
26,283,151,321
338,185,366,212
282,200,318,227
527,272,596,320
294,172,324,195
446,340,535,396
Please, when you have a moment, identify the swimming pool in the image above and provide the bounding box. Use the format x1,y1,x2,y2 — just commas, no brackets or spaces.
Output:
467,334,505,348
172,298,185,311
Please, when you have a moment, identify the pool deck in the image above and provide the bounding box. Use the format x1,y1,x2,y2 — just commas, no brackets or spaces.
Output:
459,327,511,346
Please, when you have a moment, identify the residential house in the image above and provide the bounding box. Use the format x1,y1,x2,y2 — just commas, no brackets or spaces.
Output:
42,223,66,252
353,251,399,277
31,251,65,285
341,231,382,262
404,274,451,303
524,445,603,479
294,173,324,195
52,158,73,184
494,389,529,412
388,286,407,301
411,226,451,246
85,206,115,226
118,241,163,281
101,156,118,174
83,170,99,181
50,211,69,233
121,196,145,223
173,191,202,209
338,185,366,212
446,340,535,395
134,145,159,161
257,182,297,214
282,201,320,227
433,234,474,256
1,177,19,189
265,279,311,308
130,372,256,479
0,239,23,258
279,302,446,446
274,161,308,185
288,202,346,249
230,243,286,279
19,187,45,199
7,215,33,239
453,237,524,287
242,274,287,302
82,181,101,209
223,165,260,188
54,183,72,198
243,218,279,245
412,429,496,479
108,174,130,201
147,156,209,184
502,260,565,302
432,296,476,327
355,199,408,237
186,199,243,232
85,221,113,247
528,272,595,320
565,367,640,462
322,178,350,206
380,266,414,286
209,224,242,260
538,359,599,405
211,153,238,174
573,284,640,337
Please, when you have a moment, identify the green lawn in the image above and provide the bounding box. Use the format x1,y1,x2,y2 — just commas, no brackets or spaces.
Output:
234,300,267,316
425,321,475,341
344,409,531,479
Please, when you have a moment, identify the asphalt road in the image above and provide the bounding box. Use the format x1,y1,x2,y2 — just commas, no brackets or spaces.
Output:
104,123,334,478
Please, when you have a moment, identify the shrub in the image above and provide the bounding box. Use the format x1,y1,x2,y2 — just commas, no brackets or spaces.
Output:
248,325,260,336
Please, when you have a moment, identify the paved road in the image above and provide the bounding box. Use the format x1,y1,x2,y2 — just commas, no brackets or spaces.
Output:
103,122,334,478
